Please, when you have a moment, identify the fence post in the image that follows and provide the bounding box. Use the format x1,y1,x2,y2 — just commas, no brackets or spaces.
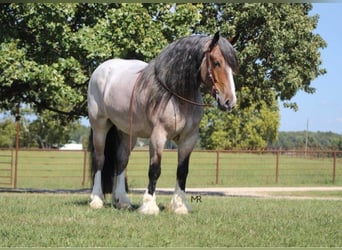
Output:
216,150,220,185
275,150,280,184
333,151,336,184
10,149,14,186
82,150,87,187
14,113,20,189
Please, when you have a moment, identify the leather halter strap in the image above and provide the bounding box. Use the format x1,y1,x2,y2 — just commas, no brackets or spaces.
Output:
204,49,217,87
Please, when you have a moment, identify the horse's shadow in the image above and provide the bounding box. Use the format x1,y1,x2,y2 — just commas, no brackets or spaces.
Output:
68,199,166,212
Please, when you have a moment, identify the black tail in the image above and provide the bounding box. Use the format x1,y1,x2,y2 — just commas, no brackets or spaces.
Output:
90,125,127,194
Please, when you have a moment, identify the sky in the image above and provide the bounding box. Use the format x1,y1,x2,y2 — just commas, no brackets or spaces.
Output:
279,3,342,134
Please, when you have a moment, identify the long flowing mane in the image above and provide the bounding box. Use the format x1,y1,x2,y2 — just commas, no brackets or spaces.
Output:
137,34,238,112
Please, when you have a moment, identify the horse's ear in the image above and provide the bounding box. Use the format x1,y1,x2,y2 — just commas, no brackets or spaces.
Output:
209,31,220,51
228,33,239,46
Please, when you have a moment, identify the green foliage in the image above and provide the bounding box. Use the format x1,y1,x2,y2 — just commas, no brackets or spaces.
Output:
0,119,16,147
273,131,342,150
0,111,89,148
200,93,279,149
196,3,326,110
196,3,325,149
0,4,86,117
0,3,326,149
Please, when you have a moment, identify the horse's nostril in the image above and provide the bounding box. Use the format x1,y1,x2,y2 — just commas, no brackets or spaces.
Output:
225,100,235,112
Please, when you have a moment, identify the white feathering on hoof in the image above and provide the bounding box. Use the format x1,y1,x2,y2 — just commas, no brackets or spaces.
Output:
90,194,104,209
138,190,160,215
90,170,104,209
171,186,192,214
112,172,132,209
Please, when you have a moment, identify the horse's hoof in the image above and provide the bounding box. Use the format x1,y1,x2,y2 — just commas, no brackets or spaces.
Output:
90,195,104,209
138,192,159,215
173,205,191,214
112,193,132,210
171,191,192,214
138,203,160,215
114,202,132,210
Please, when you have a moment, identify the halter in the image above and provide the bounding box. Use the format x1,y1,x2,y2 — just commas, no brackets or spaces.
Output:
204,49,217,88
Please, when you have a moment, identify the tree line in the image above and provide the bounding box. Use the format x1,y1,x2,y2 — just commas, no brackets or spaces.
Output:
270,131,342,151
0,3,326,149
1,114,341,151
0,111,89,149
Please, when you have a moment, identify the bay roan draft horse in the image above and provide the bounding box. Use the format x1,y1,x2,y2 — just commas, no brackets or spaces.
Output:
88,32,238,214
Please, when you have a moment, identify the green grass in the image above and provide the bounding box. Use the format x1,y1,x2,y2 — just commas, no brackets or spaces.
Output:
0,193,341,247
0,149,341,189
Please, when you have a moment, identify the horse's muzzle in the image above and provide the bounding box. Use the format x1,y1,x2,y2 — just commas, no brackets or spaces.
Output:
213,90,235,112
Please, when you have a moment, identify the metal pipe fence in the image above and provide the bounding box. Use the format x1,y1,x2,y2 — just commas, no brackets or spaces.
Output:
0,149,341,190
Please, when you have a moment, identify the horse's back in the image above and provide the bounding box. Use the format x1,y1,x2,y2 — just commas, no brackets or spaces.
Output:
88,59,147,120
89,59,147,93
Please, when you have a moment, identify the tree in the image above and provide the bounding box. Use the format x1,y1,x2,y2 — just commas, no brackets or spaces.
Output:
273,131,342,150
0,4,87,119
200,94,279,149
0,3,195,118
0,118,16,148
195,3,325,149
0,110,88,149
0,3,326,149
195,3,326,110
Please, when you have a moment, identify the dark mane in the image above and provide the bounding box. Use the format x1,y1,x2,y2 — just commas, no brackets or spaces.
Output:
137,34,238,112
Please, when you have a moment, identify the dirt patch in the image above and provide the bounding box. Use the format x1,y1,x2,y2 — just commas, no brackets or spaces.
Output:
140,187,342,200
1,186,342,200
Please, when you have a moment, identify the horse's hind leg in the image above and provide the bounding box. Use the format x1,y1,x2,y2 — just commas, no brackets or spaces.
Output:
90,120,111,209
111,133,135,209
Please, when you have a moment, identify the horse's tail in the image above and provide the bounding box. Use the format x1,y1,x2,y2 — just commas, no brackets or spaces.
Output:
89,125,124,194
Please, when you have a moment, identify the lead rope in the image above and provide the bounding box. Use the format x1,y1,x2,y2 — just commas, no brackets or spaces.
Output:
128,72,142,153
156,74,213,108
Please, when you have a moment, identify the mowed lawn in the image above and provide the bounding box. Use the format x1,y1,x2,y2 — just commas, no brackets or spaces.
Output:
1,149,341,247
0,192,341,247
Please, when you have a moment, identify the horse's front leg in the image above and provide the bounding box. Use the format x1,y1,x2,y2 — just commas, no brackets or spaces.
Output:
138,129,166,215
171,134,198,214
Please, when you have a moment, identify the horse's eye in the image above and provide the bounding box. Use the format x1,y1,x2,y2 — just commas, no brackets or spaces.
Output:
213,61,220,68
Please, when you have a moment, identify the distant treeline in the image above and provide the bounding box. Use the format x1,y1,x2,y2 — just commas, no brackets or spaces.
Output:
270,131,342,150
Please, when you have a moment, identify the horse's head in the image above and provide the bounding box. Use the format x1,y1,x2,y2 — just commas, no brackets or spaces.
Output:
201,32,239,112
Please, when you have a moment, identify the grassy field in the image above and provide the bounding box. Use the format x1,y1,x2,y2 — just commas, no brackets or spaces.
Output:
0,192,341,247
0,149,341,189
